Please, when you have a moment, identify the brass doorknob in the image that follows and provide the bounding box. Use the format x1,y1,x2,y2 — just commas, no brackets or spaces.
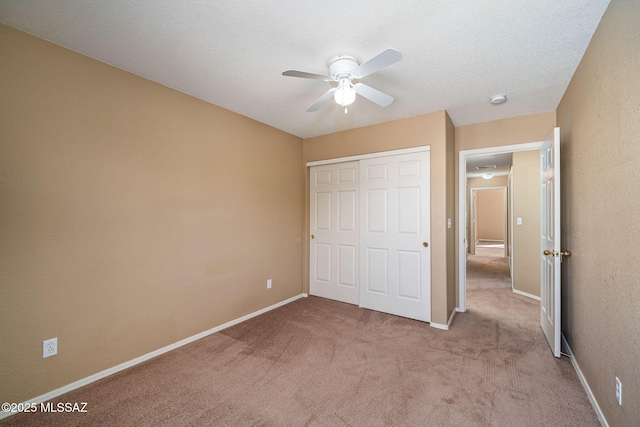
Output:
311,235,315,239
423,242,429,247
544,249,571,257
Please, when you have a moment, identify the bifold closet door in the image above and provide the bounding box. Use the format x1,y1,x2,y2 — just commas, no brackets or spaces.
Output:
359,151,431,322
309,161,359,305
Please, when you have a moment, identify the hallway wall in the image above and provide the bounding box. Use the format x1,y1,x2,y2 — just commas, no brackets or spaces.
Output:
511,150,540,298
476,189,505,242
466,176,508,255
556,1,640,424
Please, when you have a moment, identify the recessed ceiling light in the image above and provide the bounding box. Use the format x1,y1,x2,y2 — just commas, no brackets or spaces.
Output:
490,94,507,105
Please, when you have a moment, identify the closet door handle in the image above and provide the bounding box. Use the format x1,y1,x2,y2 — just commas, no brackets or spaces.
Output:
423,242,429,247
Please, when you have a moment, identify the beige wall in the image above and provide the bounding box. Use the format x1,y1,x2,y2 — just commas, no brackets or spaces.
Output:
456,112,556,152
476,189,505,241
303,111,456,325
445,115,456,317
0,25,304,403
466,176,509,255
556,0,640,425
511,151,540,297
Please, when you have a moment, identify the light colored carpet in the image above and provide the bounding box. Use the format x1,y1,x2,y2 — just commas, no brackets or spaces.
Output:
2,280,599,426
474,246,506,258
474,240,506,258
467,253,512,289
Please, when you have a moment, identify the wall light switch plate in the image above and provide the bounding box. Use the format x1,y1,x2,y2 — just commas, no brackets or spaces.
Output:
517,217,523,225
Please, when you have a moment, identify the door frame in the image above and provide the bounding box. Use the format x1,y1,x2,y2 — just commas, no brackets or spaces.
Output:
508,166,514,276
306,146,429,168
469,186,508,257
457,141,542,312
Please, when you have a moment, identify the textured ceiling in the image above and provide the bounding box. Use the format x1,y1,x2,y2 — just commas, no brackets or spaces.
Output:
0,1,610,138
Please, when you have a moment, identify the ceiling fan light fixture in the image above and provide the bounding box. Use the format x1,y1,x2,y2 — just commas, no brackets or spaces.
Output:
334,79,356,107
284,48,401,112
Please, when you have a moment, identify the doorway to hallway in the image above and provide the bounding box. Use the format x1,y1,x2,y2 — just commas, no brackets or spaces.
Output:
458,141,543,313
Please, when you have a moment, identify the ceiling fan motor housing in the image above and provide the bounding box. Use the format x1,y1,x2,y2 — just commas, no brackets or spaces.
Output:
328,55,360,80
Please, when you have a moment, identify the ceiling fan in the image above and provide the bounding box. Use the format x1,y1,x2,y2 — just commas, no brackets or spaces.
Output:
282,48,402,112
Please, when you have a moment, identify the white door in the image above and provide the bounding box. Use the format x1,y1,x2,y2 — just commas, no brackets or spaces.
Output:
309,162,359,304
359,151,431,322
540,127,563,357
469,190,477,255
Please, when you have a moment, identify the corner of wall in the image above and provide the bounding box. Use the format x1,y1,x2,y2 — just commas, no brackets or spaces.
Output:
445,112,457,317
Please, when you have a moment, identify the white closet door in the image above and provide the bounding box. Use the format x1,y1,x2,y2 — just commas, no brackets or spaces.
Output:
359,151,431,322
309,161,359,305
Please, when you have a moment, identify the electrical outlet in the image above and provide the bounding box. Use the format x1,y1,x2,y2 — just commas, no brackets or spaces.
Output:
267,279,272,289
615,377,622,406
43,338,57,358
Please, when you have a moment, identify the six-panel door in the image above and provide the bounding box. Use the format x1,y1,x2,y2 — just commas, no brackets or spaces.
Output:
309,161,360,305
359,151,431,322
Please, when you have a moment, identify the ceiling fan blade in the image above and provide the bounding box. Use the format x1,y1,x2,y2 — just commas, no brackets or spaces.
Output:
354,83,394,107
282,70,331,81
354,48,402,79
307,88,337,112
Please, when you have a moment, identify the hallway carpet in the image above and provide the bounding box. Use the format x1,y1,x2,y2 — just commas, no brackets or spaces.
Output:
466,251,512,289
2,286,599,425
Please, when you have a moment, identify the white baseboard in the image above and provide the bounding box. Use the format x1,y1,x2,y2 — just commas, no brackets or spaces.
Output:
512,288,541,301
430,308,457,330
0,293,307,421
475,239,504,244
561,334,609,427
